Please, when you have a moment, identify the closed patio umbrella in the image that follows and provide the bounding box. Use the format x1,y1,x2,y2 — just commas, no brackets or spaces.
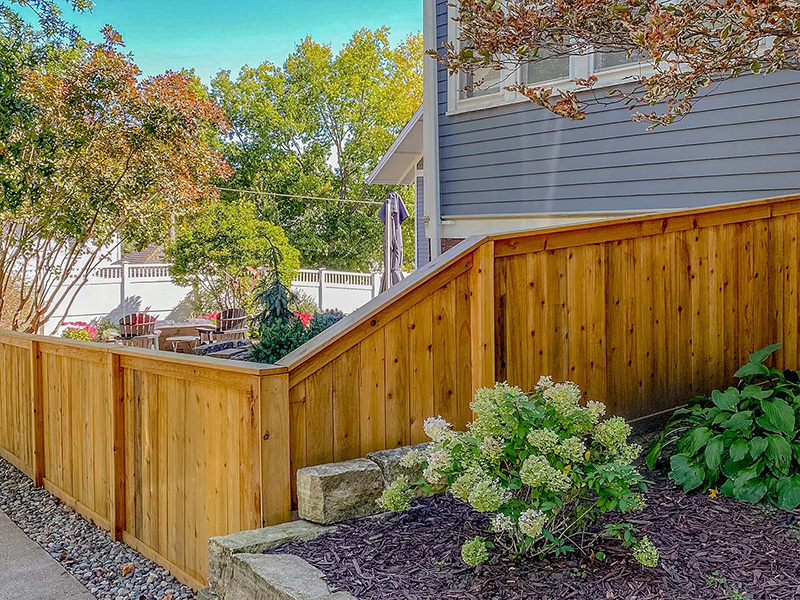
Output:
378,191,410,292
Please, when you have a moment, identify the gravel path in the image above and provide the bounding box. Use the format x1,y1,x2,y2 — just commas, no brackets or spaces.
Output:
0,457,194,600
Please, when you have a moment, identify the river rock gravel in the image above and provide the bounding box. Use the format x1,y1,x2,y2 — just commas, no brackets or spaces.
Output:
0,457,194,600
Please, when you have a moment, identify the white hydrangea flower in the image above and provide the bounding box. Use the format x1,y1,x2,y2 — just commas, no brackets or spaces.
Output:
491,513,514,534
543,381,583,418
518,509,547,538
423,416,452,442
399,449,425,469
422,448,450,485
535,375,554,391
586,400,607,423
479,436,504,461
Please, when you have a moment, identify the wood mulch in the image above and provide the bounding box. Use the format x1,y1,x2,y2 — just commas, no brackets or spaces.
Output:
271,475,800,600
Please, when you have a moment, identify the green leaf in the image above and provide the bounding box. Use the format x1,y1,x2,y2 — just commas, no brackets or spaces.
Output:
761,398,796,435
741,385,773,401
735,361,770,379
749,343,782,365
669,455,705,492
733,476,768,503
704,436,725,471
645,440,664,470
711,388,740,411
775,475,800,510
682,427,713,454
721,411,753,431
749,436,768,460
729,439,749,462
765,435,792,473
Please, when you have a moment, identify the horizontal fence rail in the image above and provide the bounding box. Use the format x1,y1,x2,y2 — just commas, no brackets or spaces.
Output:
5,194,800,588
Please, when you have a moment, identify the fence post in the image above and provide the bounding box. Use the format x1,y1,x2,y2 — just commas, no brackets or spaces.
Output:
371,272,381,298
107,351,125,541
29,339,44,486
255,371,291,526
470,241,496,393
317,268,326,310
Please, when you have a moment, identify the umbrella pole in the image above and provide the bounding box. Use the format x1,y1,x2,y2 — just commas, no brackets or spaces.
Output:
383,196,393,291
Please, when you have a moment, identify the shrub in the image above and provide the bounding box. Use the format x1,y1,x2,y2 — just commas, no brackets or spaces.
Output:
61,321,96,341
647,344,800,510
61,328,92,341
249,309,345,364
379,380,656,567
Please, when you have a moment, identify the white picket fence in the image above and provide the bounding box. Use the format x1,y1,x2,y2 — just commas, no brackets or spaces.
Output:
45,263,381,333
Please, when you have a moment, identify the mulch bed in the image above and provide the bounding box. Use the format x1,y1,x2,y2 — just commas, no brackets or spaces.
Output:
272,475,800,600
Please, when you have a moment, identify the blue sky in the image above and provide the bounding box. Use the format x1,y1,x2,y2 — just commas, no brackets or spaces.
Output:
65,0,422,81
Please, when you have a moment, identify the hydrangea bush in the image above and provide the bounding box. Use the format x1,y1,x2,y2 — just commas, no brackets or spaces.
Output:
379,379,657,567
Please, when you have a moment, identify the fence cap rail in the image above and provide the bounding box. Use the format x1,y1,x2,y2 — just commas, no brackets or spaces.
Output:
0,329,286,376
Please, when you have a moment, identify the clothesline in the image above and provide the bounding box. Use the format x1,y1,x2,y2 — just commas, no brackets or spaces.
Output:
214,186,384,206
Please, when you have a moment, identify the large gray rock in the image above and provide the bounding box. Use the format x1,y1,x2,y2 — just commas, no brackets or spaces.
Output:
366,443,430,485
227,554,357,600
296,459,385,524
209,520,335,595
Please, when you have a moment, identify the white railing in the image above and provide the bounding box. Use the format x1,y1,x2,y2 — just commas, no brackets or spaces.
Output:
47,265,382,332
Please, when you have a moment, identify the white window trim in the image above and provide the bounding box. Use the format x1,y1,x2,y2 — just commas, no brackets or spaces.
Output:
446,2,654,116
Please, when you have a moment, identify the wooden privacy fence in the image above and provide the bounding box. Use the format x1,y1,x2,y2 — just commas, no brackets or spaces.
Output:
0,334,289,590
4,194,800,588
278,193,800,503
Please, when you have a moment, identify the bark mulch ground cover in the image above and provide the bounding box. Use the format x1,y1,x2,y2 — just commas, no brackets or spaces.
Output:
272,475,800,600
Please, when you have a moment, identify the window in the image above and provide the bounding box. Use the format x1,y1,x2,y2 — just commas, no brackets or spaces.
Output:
520,52,571,85
446,2,651,114
459,64,502,99
593,50,640,72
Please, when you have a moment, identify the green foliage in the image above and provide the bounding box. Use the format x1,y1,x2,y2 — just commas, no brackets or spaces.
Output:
209,28,421,270
61,328,90,341
249,309,345,364
379,380,657,568
647,344,800,510
0,20,232,331
167,200,299,311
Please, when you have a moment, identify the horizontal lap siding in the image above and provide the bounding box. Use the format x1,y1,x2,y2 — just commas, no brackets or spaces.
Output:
288,269,474,503
435,0,800,218
495,214,800,420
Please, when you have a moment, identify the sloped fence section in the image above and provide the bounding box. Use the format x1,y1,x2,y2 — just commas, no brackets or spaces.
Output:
3,194,800,589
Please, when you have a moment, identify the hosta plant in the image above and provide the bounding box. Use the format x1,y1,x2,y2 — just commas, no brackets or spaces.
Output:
647,344,800,510
379,380,657,567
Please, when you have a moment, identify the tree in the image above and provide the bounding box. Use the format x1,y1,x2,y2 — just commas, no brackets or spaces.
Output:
439,0,800,127
210,28,422,271
0,25,232,332
167,200,299,311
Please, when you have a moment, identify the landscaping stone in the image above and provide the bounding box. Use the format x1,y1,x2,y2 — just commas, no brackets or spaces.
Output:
296,459,384,525
225,554,356,600
366,443,429,485
209,520,335,595
197,589,221,600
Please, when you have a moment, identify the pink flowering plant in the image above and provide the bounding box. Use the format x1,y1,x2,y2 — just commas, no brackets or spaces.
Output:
60,321,97,341
379,380,658,568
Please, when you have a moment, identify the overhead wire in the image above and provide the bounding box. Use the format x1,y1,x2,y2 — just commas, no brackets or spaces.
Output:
214,186,383,205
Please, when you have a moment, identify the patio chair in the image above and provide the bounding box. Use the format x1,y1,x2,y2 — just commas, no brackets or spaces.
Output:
199,307,249,343
114,313,159,350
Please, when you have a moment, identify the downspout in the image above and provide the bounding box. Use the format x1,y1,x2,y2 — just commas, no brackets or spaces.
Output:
423,0,442,259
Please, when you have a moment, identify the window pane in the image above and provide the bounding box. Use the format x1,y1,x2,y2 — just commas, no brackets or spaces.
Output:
595,50,638,71
521,55,570,85
459,66,502,99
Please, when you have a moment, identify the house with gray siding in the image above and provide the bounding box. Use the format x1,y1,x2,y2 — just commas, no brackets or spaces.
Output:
368,0,800,268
